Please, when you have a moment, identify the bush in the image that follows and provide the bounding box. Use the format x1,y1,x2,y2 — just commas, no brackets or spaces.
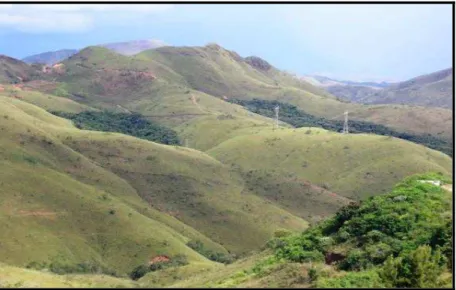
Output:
315,270,385,288
339,249,371,271
379,245,445,288
130,264,149,280
186,240,234,264
27,260,117,276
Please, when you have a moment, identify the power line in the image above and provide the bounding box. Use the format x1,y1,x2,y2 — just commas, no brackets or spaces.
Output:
274,105,279,130
343,111,349,134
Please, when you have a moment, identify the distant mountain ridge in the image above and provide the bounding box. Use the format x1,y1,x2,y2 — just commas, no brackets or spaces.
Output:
22,49,79,66
304,68,453,109
301,75,392,88
21,39,168,65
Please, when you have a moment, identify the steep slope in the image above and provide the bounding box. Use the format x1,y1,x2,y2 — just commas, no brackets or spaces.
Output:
22,49,79,65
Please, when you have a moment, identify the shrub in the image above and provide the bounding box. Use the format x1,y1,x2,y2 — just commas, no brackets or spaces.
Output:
379,245,445,288
339,249,371,271
315,270,385,288
130,264,149,280
186,240,234,264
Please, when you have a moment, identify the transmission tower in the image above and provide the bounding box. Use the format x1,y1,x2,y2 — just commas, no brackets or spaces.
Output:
342,111,349,134
274,105,280,129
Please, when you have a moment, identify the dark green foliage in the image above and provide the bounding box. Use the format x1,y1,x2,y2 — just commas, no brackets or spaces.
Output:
26,260,118,277
270,172,452,287
229,98,452,156
129,255,189,280
339,249,371,271
51,111,180,145
186,240,234,264
129,264,149,280
379,246,445,288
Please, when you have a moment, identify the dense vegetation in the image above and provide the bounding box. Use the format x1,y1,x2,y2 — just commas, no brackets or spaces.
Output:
26,260,118,277
267,172,453,288
51,111,180,145
187,240,235,264
229,99,453,156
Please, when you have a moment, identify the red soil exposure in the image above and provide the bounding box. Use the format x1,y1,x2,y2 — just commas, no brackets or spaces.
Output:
148,255,170,265
0,86,4,92
16,210,60,220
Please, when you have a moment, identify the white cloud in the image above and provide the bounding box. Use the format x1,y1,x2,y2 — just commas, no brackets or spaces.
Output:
0,4,12,10
0,4,173,33
23,4,173,12
0,12,93,33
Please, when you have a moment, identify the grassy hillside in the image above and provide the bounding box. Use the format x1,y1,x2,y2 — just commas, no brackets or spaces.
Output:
27,44,449,144
57,129,308,255
0,263,139,288
229,98,453,156
137,45,452,141
0,85,95,113
207,127,452,203
0,97,221,275
0,96,311,276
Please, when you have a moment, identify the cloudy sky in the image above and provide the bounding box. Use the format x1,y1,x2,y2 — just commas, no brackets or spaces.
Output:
0,3,452,82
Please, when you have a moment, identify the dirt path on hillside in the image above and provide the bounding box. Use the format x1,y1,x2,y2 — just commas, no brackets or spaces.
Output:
190,94,205,113
442,184,453,192
117,104,131,113
14,210,63,220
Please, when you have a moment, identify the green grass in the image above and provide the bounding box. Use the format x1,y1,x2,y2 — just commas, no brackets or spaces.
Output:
229,98,453,156
0,263,139,288
0,96,308,276
0,85,95,113
207,127,452,204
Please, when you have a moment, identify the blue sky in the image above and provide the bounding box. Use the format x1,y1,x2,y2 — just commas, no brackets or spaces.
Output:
0,3,452,82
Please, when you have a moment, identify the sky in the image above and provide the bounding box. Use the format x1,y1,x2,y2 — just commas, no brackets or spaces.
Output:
0,3,452,82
